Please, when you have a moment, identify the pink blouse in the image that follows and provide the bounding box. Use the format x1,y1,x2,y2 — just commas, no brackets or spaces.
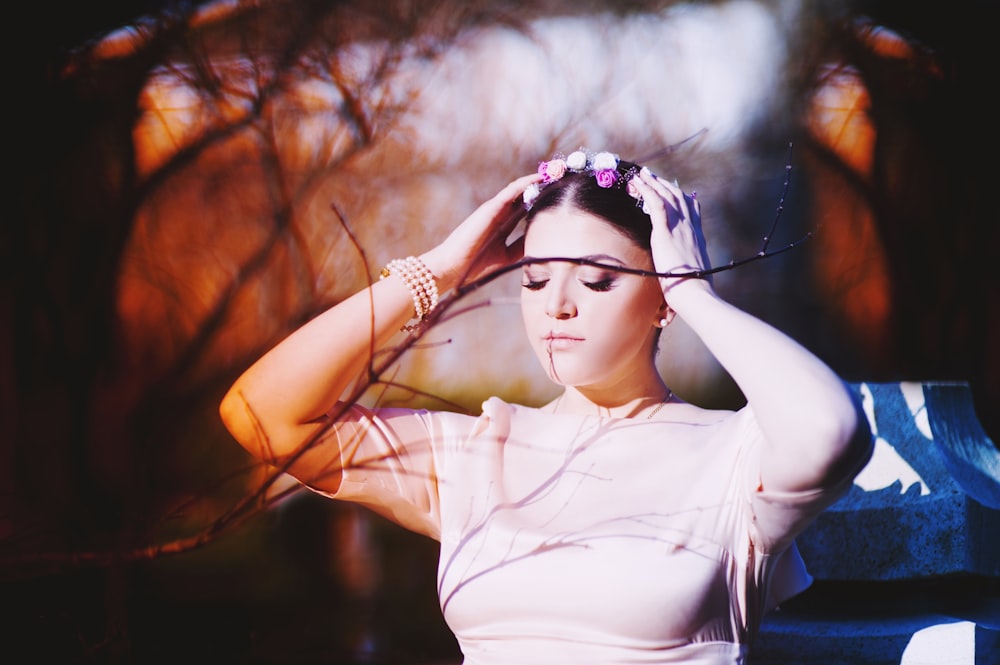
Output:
308,397,856,664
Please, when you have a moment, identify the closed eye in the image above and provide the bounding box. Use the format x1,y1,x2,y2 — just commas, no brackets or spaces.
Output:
521,279,548,291
584,278,615,292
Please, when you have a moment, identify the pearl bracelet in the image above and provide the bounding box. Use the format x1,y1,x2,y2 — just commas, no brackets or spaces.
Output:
380,256,439,332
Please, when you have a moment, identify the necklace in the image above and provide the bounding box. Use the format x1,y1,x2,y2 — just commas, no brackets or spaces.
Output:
646,389,673,420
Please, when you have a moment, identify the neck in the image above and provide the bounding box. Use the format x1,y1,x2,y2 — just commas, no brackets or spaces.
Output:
556,379,672,419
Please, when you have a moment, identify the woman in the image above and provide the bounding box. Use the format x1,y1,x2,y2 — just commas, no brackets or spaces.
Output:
219,149,873,664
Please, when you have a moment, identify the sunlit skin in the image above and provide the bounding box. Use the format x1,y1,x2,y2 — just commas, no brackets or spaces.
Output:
520,205,673,417
216,155,872,662
221,166,867,497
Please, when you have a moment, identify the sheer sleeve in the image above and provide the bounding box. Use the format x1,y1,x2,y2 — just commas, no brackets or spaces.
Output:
302,404,477,541
733,405,864,554
730,406,863,628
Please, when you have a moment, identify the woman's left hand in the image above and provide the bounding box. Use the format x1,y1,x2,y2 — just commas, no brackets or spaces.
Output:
629,168,712,298
631,168,870,494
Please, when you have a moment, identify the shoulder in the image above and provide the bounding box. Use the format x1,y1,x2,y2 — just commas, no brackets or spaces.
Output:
651,399,737,425
479,395,540,432
481,395,555,420
364,397,537,437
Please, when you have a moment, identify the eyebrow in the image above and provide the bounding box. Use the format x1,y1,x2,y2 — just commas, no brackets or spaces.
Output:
522,253,627,267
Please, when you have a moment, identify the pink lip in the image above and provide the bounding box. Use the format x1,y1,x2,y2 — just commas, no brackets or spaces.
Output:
544,333,583,350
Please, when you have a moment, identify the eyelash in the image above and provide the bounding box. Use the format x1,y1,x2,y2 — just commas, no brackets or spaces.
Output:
520,278,617,292
585,278,615,292
521,279,547,291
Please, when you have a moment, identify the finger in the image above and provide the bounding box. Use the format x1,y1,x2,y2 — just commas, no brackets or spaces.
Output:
475,173,544,219
629,177,668,221
639,167,676,194
502,173,544,202
461,174,539,240
634,167,675,204
638,172,686,223
655,176,700,221
690,195,702,217
654,176,697,227
635,171,688,234
653,174,686,207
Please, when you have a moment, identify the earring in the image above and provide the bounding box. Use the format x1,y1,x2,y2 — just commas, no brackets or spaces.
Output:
656,317,670,328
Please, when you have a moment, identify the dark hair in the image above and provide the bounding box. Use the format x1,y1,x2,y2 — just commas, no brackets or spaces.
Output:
524,159,651,251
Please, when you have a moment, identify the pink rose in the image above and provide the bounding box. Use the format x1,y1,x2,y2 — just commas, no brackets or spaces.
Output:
595,168,618,188
545,159,567,181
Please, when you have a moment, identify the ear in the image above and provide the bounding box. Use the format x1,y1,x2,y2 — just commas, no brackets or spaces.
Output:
654,301,676,328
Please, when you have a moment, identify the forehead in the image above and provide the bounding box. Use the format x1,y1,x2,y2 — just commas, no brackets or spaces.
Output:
524,207,648,264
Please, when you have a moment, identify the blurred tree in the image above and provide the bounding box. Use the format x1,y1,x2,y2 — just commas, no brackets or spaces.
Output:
3,1,996,662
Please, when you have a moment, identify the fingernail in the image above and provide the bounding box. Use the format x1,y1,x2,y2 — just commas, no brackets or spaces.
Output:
640,166,652,177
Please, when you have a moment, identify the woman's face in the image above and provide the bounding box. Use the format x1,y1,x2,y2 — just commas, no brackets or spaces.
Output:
520,205,665,390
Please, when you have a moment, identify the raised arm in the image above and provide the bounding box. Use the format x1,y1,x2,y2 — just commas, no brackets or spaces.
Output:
219,173,542,472
631,169,872,493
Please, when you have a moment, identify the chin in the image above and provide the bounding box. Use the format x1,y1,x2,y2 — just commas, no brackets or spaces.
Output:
535,357,593,388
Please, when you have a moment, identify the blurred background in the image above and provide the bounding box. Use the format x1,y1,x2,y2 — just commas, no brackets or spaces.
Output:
4,0,997,662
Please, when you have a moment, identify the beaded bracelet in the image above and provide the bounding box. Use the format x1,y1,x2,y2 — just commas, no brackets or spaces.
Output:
380,256,439,332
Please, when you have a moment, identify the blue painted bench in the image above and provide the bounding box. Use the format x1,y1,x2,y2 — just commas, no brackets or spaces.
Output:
751,381,1000,665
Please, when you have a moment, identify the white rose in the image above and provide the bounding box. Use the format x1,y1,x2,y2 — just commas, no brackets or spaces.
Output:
566,151,587,171
523,183,541,206
592,152,619,171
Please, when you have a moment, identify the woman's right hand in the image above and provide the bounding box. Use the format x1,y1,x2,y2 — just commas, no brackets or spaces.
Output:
219,172,541,473
421,173,542,290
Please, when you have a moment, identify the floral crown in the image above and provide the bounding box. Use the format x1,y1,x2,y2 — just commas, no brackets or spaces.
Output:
522,149,642,210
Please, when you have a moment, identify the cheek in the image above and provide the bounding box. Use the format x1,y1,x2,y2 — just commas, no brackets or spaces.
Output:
520,288,548,320
519,294,546,356
519,291,534,326
587,294,658,346
587,319,643,358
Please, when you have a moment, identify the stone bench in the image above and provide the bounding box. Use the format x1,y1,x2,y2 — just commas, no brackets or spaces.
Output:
751,381,1000,665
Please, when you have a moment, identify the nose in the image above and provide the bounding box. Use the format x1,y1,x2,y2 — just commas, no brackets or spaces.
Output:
545,281,577,319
